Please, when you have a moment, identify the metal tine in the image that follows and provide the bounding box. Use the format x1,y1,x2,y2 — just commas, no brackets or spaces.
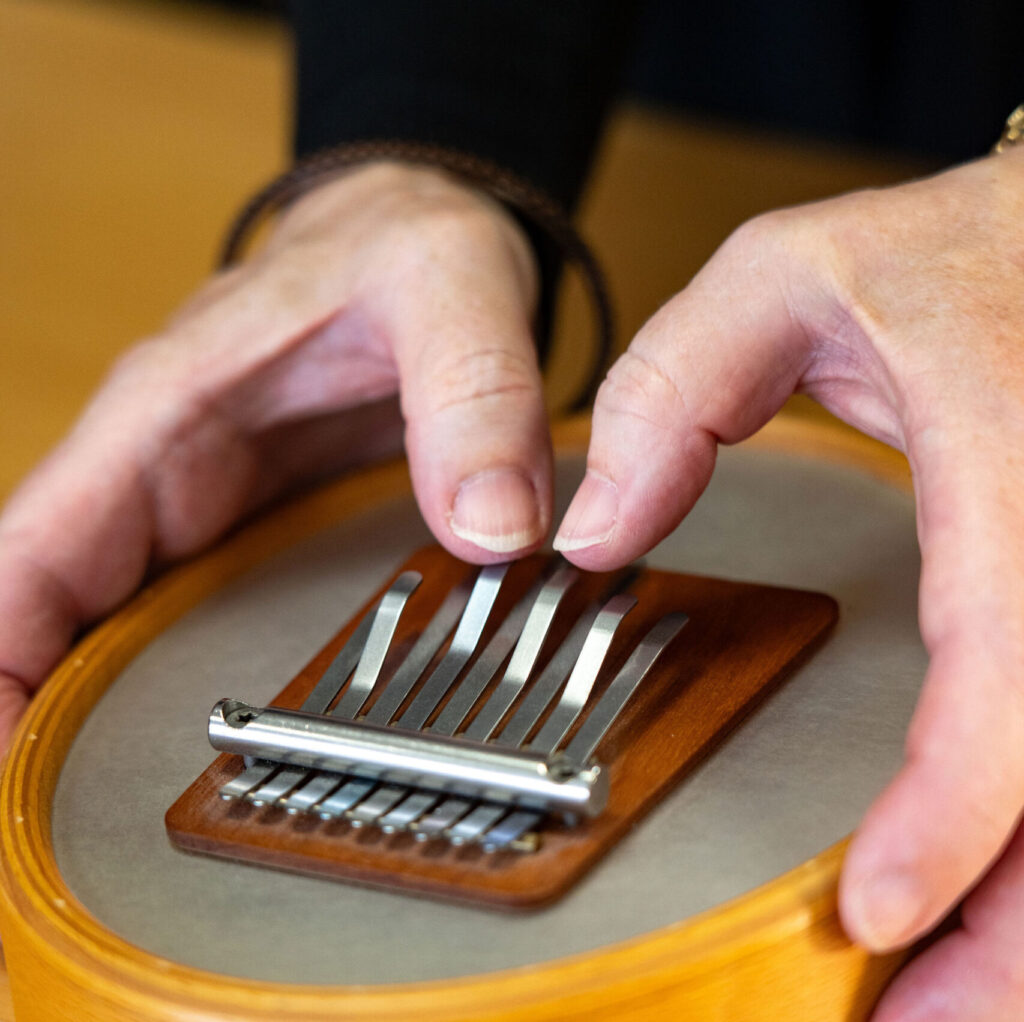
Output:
316,778,376,820
219,586,381,801
494,569,642,749
426,579,542,737
528,593,638,755
491,607,596,749
412,798,474,841
379,791,439,833
246,571,421,805
458,563,579,741
284,773,344,815
481,810,543,852
395,564,509,730
563,612,689,767
331,571,421,719
363,581,473,725
347,785,408,827
447,804,507,845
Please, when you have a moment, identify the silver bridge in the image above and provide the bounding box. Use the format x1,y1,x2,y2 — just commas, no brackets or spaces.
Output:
212,562,687,853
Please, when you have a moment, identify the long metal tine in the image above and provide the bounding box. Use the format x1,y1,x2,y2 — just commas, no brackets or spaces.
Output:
331,571,421,719
395,564,509,730
563,612,689,765
528,594,637,755
460,563,579,741
425,581,539,737
493,608,596,749
364,581,472,725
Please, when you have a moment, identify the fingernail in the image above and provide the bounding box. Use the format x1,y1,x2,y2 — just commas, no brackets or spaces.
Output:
449,468,543,554
846,869,928,952
553,471,618,552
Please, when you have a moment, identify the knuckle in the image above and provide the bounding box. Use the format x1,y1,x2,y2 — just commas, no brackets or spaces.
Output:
596,349,690,433
417,346,540,418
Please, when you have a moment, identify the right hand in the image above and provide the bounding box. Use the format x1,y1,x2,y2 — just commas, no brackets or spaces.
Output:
0,161,551,750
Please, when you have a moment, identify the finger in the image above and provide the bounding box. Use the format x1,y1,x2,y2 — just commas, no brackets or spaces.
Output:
841,419,1024,951
380,205,552,562
0,254,364,711
871,818,1024,1021
554,214,817,568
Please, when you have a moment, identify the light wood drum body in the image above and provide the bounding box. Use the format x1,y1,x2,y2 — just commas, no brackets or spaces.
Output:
0,415,924,1020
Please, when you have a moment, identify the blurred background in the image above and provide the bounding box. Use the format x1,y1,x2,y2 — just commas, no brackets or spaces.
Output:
2,0,1015,500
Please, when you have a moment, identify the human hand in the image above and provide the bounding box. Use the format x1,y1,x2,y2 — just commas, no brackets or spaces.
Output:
0,161,553,750
553,149,1024,1019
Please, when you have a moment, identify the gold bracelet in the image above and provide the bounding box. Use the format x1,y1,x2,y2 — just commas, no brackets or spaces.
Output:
994,104,1024,154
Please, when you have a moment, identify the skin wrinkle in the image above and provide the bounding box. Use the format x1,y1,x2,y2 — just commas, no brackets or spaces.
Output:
409,346,539,420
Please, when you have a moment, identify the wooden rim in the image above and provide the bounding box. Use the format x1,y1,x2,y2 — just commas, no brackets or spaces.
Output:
0,412,914,1021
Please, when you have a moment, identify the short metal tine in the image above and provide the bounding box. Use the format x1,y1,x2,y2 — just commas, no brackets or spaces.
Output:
379,791,439,833
564,612,689,766
529,593,637,755
247,765,308,806
346,786,408,827
331,571,421,719
365,581,472,725
481,810,543,852
430,574,552,737
396,564,509,731
447,805,507,845
494,608,596,749
459,563,578,741
300,603,377,716
283,773,344,815
412,798,473,840
219,761,277,801
316,778,376,820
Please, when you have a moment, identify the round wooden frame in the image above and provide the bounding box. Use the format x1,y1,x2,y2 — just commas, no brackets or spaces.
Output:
0,413,915,1021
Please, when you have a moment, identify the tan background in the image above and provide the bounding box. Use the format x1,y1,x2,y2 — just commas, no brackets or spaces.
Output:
0,0,937,502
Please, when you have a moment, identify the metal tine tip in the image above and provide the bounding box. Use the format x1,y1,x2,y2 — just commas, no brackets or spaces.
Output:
528,593,638,756
395,563,509,731
563,612,689,767
458,562,579,742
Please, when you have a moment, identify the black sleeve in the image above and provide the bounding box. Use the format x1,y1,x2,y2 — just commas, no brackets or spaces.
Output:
289,1,641,212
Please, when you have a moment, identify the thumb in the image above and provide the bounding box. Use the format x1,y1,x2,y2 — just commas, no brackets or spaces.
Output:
555,214,817,569
380,206,553,563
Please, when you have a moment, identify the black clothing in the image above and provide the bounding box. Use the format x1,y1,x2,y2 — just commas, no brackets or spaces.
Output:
291,1,1022,211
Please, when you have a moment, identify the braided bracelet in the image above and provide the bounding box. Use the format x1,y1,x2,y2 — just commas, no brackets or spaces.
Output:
218,140,613,412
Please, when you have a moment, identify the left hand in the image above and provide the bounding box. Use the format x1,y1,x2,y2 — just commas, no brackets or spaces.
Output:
554,147,1024,1019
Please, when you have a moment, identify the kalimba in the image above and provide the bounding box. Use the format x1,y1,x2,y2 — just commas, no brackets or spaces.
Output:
0,414,925,1020
167,546,835,907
